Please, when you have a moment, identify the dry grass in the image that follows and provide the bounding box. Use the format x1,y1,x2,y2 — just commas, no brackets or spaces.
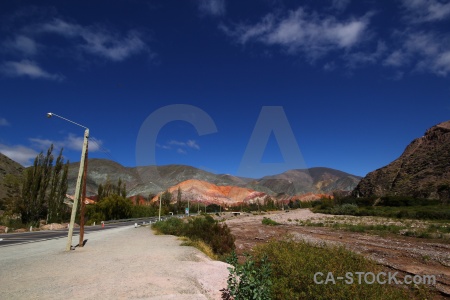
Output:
178,236,218,260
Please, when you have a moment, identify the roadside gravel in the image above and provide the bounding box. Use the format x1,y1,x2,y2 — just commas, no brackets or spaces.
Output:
0,225,230,299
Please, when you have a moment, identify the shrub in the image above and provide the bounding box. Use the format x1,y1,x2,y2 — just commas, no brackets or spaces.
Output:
251,239,411,300
152,215,235,256
333,203,359,215
221,251,272,300
185,215,235,255
262,217,280,226
152,217,185,236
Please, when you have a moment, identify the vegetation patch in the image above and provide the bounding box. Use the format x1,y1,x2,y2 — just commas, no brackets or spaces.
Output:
152,215,235,257
262,217,280,226
223,239,428,299
312,196,450,221
178,237,217,260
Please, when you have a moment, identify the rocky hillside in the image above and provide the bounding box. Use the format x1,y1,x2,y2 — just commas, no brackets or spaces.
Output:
152,179,267,207
67,160,360,198
0,153,24,204
249,167,361,195
353,120,450,200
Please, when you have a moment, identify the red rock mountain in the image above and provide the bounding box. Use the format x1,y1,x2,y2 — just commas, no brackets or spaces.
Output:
152,179,267,206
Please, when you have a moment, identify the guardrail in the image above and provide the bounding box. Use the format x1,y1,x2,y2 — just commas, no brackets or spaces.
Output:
101,214,185,225
100,212,216,225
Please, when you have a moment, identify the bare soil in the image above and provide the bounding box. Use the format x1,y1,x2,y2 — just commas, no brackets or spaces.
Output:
223,209,450,298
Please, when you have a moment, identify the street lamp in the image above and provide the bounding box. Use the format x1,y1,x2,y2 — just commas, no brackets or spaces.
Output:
47,112,89,251
158,194,162,221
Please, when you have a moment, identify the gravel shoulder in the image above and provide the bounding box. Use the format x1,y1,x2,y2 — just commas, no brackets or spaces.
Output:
0,225,230,299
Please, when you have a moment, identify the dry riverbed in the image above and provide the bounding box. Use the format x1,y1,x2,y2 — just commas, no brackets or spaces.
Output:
223,209,450,298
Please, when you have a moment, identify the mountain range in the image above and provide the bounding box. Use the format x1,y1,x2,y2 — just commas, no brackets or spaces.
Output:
3,119,448,205
66,160,361,199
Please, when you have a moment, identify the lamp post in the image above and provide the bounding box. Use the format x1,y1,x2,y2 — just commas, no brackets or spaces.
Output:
47,112,89,251
158,194,162,221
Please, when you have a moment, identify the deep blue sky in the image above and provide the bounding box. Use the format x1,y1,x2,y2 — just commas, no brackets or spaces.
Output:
0,0,449,178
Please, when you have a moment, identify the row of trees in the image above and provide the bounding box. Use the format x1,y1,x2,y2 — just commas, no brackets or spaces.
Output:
86,179,133,223
1,145,70,226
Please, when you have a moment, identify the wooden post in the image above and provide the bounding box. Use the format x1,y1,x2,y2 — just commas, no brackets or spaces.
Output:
79,139,88,247
66,129,89,251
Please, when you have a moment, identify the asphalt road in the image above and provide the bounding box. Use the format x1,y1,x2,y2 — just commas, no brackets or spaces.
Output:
0,217,163,248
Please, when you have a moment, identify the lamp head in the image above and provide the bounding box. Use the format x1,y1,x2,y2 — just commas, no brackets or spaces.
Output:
47,112,53,118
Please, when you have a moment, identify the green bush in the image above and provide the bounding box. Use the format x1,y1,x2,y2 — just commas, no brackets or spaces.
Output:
152,217,185,236
262,217,280,226
333,203,359,215
222,251,272,300
185,215,235,255
152,215,235,256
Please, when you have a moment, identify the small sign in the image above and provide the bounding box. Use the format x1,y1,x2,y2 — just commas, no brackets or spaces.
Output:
185,208,189,215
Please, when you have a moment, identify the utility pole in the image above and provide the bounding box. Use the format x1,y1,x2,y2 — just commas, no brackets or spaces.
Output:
158,194,162,221
79,140,89,247
67,128,89,251
47,112,89,252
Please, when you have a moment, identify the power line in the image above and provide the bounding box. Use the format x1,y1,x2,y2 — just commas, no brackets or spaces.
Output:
89,136,118,162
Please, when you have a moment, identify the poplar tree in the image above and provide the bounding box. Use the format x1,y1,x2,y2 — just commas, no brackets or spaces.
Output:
20,144,69,225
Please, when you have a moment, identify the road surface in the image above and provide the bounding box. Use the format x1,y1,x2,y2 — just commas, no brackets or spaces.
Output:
0,217,161,247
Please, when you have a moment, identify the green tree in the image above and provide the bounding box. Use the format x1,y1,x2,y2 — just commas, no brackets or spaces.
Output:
121,183,127,198
97,178,126,202
47,148,69,223
161,190,172,207
96,194,132,220
21,145,54,225
264,196,276,210
176,187,183,213
19,144,69,226
97,184,104,202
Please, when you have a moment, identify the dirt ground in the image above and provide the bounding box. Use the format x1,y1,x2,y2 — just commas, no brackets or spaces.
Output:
223,209,450,299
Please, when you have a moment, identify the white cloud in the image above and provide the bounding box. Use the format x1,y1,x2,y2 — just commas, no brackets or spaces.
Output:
344,40,387,68
187,140,200,150
3,35,38,56
29,134,103,152
39,18,147,61
0,60,64,81
163,139,200,152
390,30,450,76
401,0,450,23
433,51,450,76
156,143,171,150
220,7,371,60
0,118,10,126
383,50,408,67
331,0,351,12
197,0,226,16
0,144,38,166
169,140,186,147
177,148,187,155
